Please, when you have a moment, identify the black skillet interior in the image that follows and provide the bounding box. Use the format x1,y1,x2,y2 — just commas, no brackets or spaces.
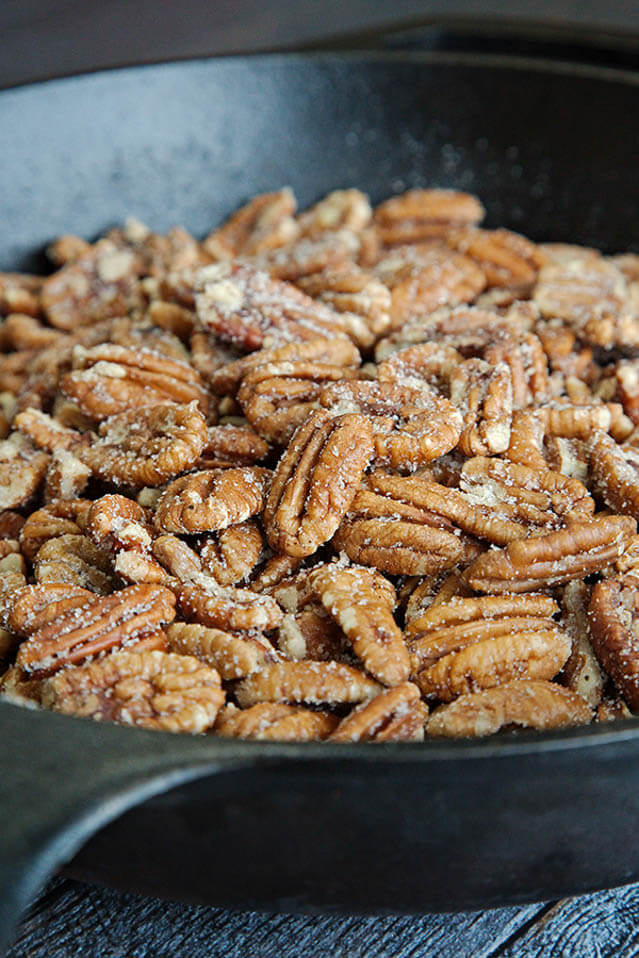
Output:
3,52,639,949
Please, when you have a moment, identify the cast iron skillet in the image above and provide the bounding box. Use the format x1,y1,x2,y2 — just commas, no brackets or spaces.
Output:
2,51,639,952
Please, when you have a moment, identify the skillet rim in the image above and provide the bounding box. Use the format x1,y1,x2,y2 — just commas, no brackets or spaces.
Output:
3,48,639,761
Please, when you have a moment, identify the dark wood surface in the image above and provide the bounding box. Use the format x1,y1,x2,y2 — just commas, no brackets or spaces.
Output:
7,875,639,957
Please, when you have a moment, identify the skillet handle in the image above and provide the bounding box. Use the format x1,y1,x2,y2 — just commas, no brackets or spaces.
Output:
0,701,245,955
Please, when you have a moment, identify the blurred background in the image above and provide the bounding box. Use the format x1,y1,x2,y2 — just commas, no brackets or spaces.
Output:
2,0,639,89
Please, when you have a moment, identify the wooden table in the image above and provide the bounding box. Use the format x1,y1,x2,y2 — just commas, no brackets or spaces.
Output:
7,875,639,957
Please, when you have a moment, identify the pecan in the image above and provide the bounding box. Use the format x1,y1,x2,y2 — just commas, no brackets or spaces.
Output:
449,358,513,456
404,571,472,624
199,520,264,586
41,240,143,330
319,380,462,470
0,433,49,509
196,424,269,468
9,583,96,636
309,565,409,686
483,331,551,408
33,534,117,594
237,358,359,445
533,257,638,349
329,683,427,742
151,534,203,584
14,408,83,453
155,467,271,533
589,431,639,521
20,499,92,561
15,583,176,676
597,696,633,722
378,245,486,330
166,622,277,680
41,650,224,733
589,574,639,710
0,510,25,540
558,581,605,708
377,342,462,392
204,188,299,258
86,494,165,584
248,553,304,594
464,516,636,593
427,679,592,737
44,449,92,502
276,606,349,662
264,410,374,557
0,273,42,317
249,229,359,282
214,702,337,741
195,262,354,351
373,189,485,244
177,581,283,632
147,300,196,341
447,227,546,289
1,313,63,351
296,264,391,342
79,402,207,486
297,189,372,237
61,343,209,420
506,404,629,471
234,660,381,707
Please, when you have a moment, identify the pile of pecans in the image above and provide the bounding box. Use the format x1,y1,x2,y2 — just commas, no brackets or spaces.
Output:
2,185,639,741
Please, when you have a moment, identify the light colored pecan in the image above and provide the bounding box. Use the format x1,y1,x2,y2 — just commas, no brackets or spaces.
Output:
329,682,427,742
0,273,42,317
234,660,381,707
597,696,633,722
20,499,92,561
460,456,594,527
151,534,203,584
449,358,513,455
9,583,96,636
264,410,374,557
333,487,468,577
33,533,117,594
41,649,224,733
319,380,462,470
297,189,372,237
196,424,269,468
14,408,83,453
308,565,409,686
237,358,360,445
155,467,271,533
44,449,92,501
207,335,360,397
536,319,595,383
199,521,264,586
15,582,176,675
195,262,354,351
276,606,349,662
589,574,639,710
296,264,391,342
483,331,551,408
79,402,207,486
177,581,283,632
378,245,486,330
214,702,337,741
533,257,638,349
377,342,461,392
147,300,196,341
464,516,636,593
404,571,472,624
166,621,277,680
447,227,546,289
204,189,299,259
1,313,63,351
373,189,485,244
590,431,639,521
558,581,605,708
87,494,153,553
427,679,592,737
61,343,209,420
248,553,304,594
506,403,630,471
0,433,49,509
41,240,143,330
249,229,360,282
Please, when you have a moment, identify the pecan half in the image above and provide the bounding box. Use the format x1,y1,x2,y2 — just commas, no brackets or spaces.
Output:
204,188,299,258
264,410,374,557
166,621,277,680
79,402,207,486
41,650,224,733
33,534,117,594
329,682,427,742
234,660,381,707
15,583,176,675
20,499,92,561
155,467,271,533
427,679,592,737
464,516,637,593
589,575,639,710
559,581,605,708
374,189,485,244
319,380,462,470
177,581,283,632
296,264,391,342
199,520,264,586
61,343,209,420
590,431,639,521
0,433,49,509
449,358,513,456
309,565,409,686
214,702,337,741
447,227,546,289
